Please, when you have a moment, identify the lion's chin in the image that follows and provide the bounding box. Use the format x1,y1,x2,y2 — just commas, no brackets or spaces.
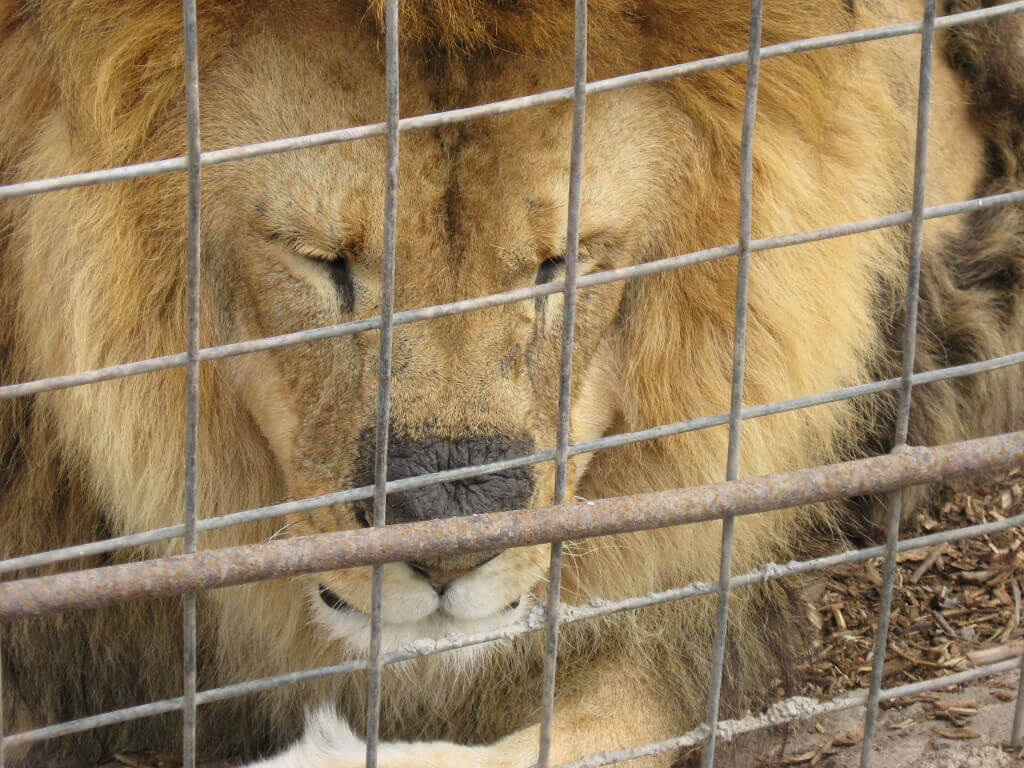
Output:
307,581,532,658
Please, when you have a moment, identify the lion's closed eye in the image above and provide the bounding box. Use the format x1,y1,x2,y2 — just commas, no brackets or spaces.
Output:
535,255,565,285
315,255,355,313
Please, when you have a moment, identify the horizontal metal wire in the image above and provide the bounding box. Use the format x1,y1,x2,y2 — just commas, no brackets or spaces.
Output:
6,506,1023,751
1,1,1021,203
2,184,1022,405
551,657,1023,768
3,346,1021,575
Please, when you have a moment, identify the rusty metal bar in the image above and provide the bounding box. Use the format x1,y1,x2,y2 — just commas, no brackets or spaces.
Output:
6,510,1024,752
702,2,762,765
537,0,588,764
4,348,1022,578
859,3,936,765
2,431,1022,621
1,3,1022,203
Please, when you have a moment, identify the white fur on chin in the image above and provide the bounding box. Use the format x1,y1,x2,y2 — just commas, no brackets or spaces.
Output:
308,555,535,661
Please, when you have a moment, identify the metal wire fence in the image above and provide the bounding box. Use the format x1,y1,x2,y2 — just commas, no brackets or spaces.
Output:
2,1,1024,767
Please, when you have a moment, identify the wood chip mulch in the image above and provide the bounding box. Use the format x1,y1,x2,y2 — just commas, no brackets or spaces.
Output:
799,466,1024,700
766,466,1024,765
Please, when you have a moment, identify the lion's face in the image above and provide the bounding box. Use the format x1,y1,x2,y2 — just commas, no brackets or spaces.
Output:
195,5,687,654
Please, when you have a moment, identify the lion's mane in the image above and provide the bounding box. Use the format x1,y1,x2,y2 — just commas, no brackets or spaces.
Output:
2,1,1023,765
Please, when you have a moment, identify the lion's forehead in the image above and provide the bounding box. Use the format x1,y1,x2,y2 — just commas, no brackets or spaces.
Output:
203,24,683,262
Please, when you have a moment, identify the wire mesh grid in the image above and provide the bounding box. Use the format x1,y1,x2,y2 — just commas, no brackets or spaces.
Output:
1,1,1024,767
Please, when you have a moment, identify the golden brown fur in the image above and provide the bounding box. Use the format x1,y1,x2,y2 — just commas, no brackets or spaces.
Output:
1,1,1022,766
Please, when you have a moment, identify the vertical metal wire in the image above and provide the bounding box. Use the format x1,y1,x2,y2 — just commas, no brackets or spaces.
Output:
699,3,762,767
0,635,5,768
536,2,587,766
1013,658,1024,747
858,3,937,766
180,1,202,766
364,0,400,765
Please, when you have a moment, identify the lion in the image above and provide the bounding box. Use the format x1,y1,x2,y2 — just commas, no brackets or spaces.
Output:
1,0,1023,766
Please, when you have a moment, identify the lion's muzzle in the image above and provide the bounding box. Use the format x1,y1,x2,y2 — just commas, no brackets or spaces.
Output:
354,431,536,574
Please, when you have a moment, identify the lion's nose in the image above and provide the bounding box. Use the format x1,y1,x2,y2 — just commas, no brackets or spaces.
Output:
355,432,535,527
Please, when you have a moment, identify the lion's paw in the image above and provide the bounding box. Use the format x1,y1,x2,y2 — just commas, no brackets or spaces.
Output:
245,708,365,768
244,707,492,768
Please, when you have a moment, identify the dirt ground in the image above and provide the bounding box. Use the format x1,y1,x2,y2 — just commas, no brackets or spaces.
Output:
764,670,1021,767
